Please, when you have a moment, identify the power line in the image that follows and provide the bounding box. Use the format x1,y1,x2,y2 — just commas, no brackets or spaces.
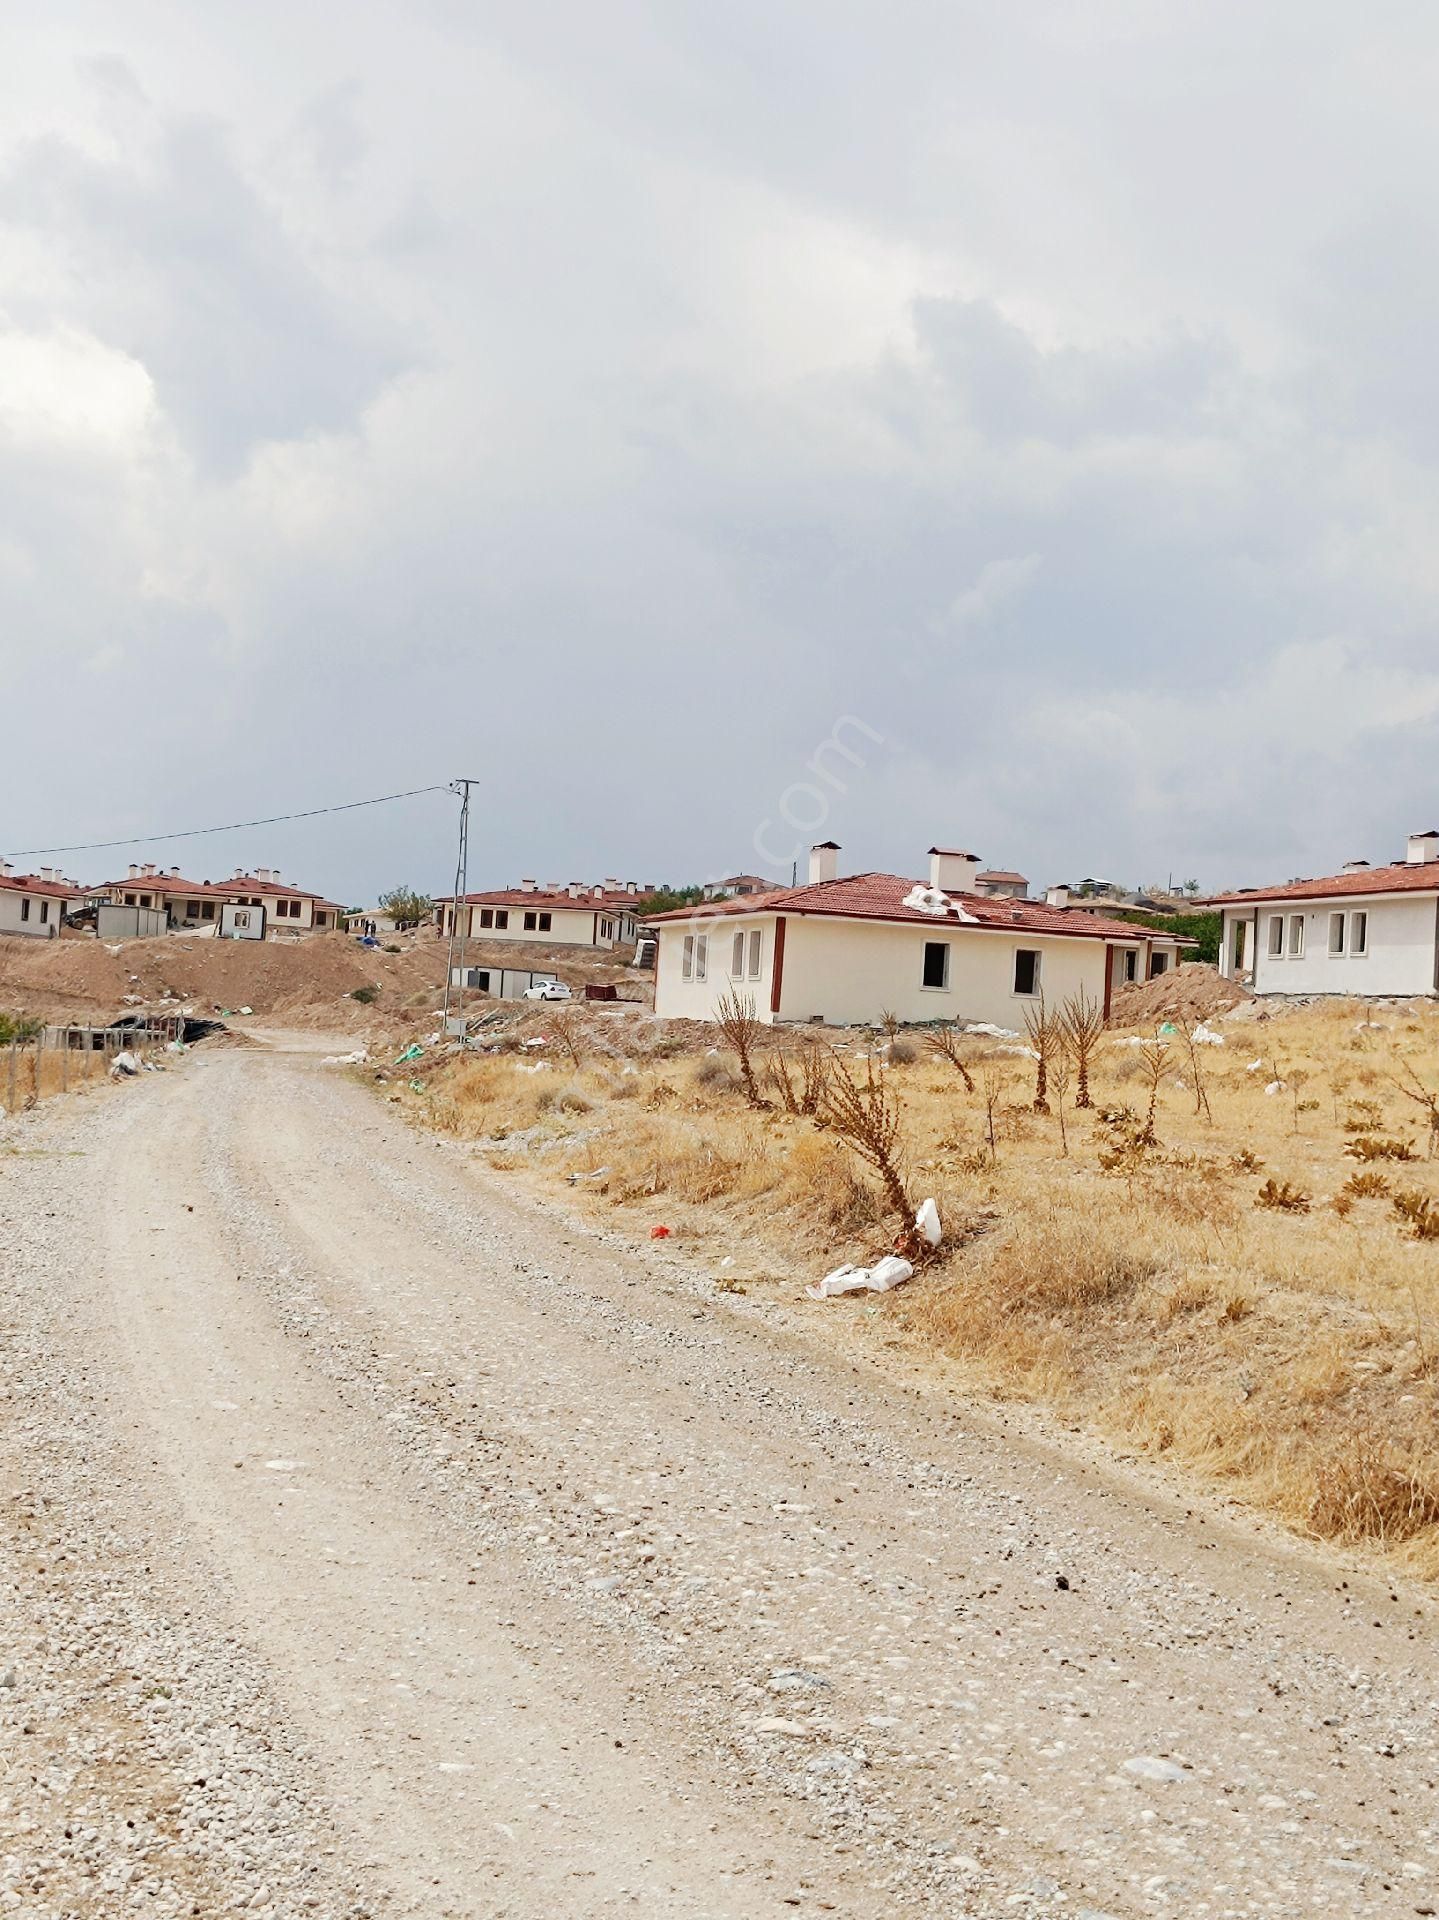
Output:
9,784,452,859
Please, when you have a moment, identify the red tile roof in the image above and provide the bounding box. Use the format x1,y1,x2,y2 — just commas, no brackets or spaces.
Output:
976,870,1028,885
90,874,344,910
438,887,638,909
1208,862,1439,906
0,874,79,900
645,872,1177,943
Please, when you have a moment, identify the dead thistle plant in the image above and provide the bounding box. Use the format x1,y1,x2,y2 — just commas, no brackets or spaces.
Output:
1390,1057,1439,1157
766,1042,827,1116
1136,1033,1172,1148
1060,988,1105,1109
925,1022,975,1092
712,988,769,1109
820,1050,912,1226
1022,994,1060,1114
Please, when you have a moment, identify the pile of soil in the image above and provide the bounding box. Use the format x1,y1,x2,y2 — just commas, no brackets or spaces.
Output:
0,927,651,1030
1110,962,1250,1026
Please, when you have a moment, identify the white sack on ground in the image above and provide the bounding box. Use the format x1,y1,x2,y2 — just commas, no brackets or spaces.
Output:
915,1198,942,1247
806,1255,914,1300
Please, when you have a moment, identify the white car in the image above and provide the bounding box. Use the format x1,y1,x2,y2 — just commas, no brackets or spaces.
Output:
522,980,572,1001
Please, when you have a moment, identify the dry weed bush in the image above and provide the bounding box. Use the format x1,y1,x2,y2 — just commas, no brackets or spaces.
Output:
405,994,1439,1576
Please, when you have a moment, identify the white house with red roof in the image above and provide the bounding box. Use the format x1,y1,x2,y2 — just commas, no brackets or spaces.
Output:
435,879,642,950
648,843,1187,1028
1213,829,1439,996
86,864,343,934
0,865,78,939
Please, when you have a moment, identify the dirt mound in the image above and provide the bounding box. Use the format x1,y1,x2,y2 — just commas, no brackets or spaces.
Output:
1110,962,1250,1027
0,927,652,1031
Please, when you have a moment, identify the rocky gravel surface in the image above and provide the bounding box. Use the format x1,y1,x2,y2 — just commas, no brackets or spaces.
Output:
3,1041,1438,1917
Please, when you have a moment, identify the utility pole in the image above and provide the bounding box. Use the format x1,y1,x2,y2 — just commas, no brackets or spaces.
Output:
441,778,479,1041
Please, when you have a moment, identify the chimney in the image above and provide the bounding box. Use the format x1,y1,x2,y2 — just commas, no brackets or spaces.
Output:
1341,859,1371,873
128,864,139,879
592,883,604,897
520,877,538,892
170,865,180,877
1045,884,1069,909
625,880,637,894
0,859,10,878
808,840,840,885
928,846,980,894
567,883,581,899
1406,831,1439,865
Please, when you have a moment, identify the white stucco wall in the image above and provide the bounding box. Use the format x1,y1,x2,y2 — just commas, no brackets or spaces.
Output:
654,914,778,1019
449,903,634,948
1221,894,1439,996
653,912,1145,1027
0,890,62,937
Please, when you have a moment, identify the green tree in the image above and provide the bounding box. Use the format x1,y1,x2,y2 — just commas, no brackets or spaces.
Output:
378,886,434,930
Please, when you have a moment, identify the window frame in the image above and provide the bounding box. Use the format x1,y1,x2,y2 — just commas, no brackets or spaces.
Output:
694,933,708,981
538,912,552,932
1328,912,1345,956
1350,909,1368,956
920,940,950,991
1288,913,1305,958
523,910,537,931
494,909,509,930
747,929,762,980
1013,947,1042,997
1267,915,1284,958
20,897,30,922
731,931,746,978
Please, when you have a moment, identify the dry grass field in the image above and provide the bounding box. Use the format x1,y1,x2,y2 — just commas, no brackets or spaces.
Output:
404,987,1439,1573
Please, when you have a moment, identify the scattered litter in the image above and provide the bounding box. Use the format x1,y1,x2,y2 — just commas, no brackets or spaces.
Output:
516,1061,551,1074
237,1006,253,1016
395,1043,424,1065
109,1050,140,1079
963,1022,1020,1039
1246,1057,1264,1072
1191,1023,1225,1045
806,1255,914,1300
1158,1021,1178,1036
523,1037,548,1049
995,1043,1039,1059
650,1225,672,1239
323,1048,369,1066
915,1197,942,1248
1264,1080,1285,1096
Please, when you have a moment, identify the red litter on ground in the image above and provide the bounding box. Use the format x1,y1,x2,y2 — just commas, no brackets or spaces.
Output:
650,1225,672,1239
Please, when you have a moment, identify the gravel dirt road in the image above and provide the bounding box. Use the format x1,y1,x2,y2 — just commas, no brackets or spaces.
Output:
3,1038,1437,1918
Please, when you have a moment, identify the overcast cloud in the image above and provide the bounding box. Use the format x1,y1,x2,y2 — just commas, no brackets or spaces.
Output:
5,2,1439,902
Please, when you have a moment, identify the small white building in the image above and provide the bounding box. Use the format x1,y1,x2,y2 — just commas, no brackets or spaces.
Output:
0,868,77,939
86,864,343,933
650,843,1187,1028
436,879,641,950
1215,830,1439,996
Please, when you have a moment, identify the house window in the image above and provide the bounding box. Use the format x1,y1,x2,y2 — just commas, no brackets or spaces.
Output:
538,912,552,932
40,900,49,924
1150,951,1168,976
1288,914,1305,958
315,912,329,928
495,910,508,929
1013,948,1041,996
202,902,215,921
1123,950,1138,983
695,933,708,980
1350,910,1368,955
20,897,30,922
1232,921,1247,972
732,932,746,978
1329,912,1345,955
921,941,950,990
683,934,695,979
1267,915,1284,957
747,930,762,979
479,908,493,928
523,911,537,931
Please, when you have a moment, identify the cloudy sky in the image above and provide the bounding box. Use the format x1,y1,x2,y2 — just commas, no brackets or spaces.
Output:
5,3,1439,903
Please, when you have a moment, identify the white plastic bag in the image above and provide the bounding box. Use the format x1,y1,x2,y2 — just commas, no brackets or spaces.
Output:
806,1255,914,1300
915,1197,942,1247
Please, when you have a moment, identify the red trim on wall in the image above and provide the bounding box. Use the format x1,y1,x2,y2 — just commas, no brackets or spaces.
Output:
770,916,787,1014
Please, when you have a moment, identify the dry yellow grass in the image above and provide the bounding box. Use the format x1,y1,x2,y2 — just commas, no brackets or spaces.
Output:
403,995,1439,1575
1,1040,114,1114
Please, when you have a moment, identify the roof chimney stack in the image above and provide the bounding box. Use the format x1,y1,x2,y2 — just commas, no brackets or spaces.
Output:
520,877,538,892
929,846,980,894
808,841,840,885
1045,884,1070,909
1407,830,1439,865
